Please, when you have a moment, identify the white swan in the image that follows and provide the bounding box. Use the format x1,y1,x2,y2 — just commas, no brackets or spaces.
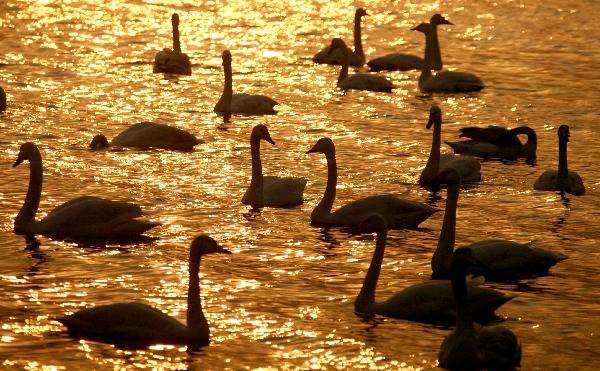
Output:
438,247,521,371
153,13,192,75
412,23,484,93
328,38,394,93
419,106,481,188
306,137,437,229
59,235,230,347
0,85,6,111
367,14,452,72
431,168,567,281
214,50,277,115
534,125,585,196
354,214,513,324
13,142,159,239
446,125,537,163
241,124,307,208
90,122,202,151
312,8,367,67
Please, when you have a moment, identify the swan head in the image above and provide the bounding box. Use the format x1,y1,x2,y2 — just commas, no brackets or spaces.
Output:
190,235,232,260
430,14,453,26
435,167,461,186
13,142,39,168
306,137,335,156
251,124,275,145
171,13,180,27
355,8,368,18
89,134,110,150
452,247,488,278
222,50,232,65
426,105,442,129
558,125,570,142
328,38,348,54
354,214,388,235
411,22,432,34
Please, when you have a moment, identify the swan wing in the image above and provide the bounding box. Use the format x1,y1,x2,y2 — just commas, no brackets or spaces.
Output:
112,122,201,150
231,94,277,115
533,170,558,191
341,74,394,92
439,154,482,183
424,71,485,92
367,53,422,72
478,325,522,369
568,171,585,196
153,49,192,75
263,175,307,207
459,126,509,142
313,44,363,67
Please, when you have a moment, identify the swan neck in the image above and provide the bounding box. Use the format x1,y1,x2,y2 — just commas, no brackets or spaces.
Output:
216,60,233,112
187,255,209,338
356,229,387,310
419,29,433,86
353,14,364,60
428,25,443,70
249,136,264,195
172,20,181,53
16,152,43,233
338,47,350,85
313,151,337,218
558,138,568,187
451,269,473,330
432,182,459,278
425,121,442,171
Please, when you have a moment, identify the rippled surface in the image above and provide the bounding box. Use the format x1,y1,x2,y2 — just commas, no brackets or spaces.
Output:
1,0,599,369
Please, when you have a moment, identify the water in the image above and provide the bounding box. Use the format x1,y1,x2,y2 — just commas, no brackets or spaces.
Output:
1,0,599,369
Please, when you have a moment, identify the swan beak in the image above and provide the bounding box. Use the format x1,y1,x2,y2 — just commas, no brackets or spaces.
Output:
306,145,318,154
426,116,434,129
219,248,232,255
410,25,418,31
265,135,275,146
13,157,24,167
442,20,454,25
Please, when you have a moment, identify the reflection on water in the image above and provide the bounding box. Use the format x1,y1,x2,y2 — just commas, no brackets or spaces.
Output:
1,0,599,369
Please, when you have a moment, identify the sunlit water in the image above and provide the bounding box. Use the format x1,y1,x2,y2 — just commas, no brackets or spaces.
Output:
1,0,599,369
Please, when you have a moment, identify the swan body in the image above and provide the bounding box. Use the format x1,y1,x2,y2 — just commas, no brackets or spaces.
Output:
13,142,159,239
307,138,437,229
419,106,481,188
59,235,231,347
446,125,537,163
241,124,307,208
354,214,513,324
0,86,6,111
90,122,201,151
153,14,192,75
214,50,277,115
534,125,585,196
367,14,452,72
413,23,484,93
431,168,567,281
312,8,367,67
438,247,521,371
329,38,394,93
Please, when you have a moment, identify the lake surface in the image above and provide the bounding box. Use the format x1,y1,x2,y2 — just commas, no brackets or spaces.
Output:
1,0,599,369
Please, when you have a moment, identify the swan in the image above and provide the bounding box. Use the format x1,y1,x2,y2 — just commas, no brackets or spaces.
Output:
446,125,537,163
59,235,230,347
312,8,367,67
241,124,307,208
412,23,484,93
367,14,452,72
419,106,481,188
214,50,277,115
438,247,521,371
306,137,437,229
12,142,159,239
354,214,513,324
0,85,6,111
431,168,567,281
328,38,394,93
89,122,202,151
153,13,192,75
534,125,585,196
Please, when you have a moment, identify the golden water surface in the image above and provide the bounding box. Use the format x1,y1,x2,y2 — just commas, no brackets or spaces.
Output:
1,0,599,369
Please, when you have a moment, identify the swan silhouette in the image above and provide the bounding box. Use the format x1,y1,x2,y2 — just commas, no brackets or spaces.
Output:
438,247,521,371
312,8,367,67
367,14,452,72
241,124,307,208
328,38,394,93
534,125,585,196
13,142,159,239
306,137,437,228
419,106,481,188
446,125,537,163
431,168,567,281
90,122,202,151
0,85,6,111
353,214,513,324
153,13,192,75
412,23,484,93
214,50,277,115
59,235,230,347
